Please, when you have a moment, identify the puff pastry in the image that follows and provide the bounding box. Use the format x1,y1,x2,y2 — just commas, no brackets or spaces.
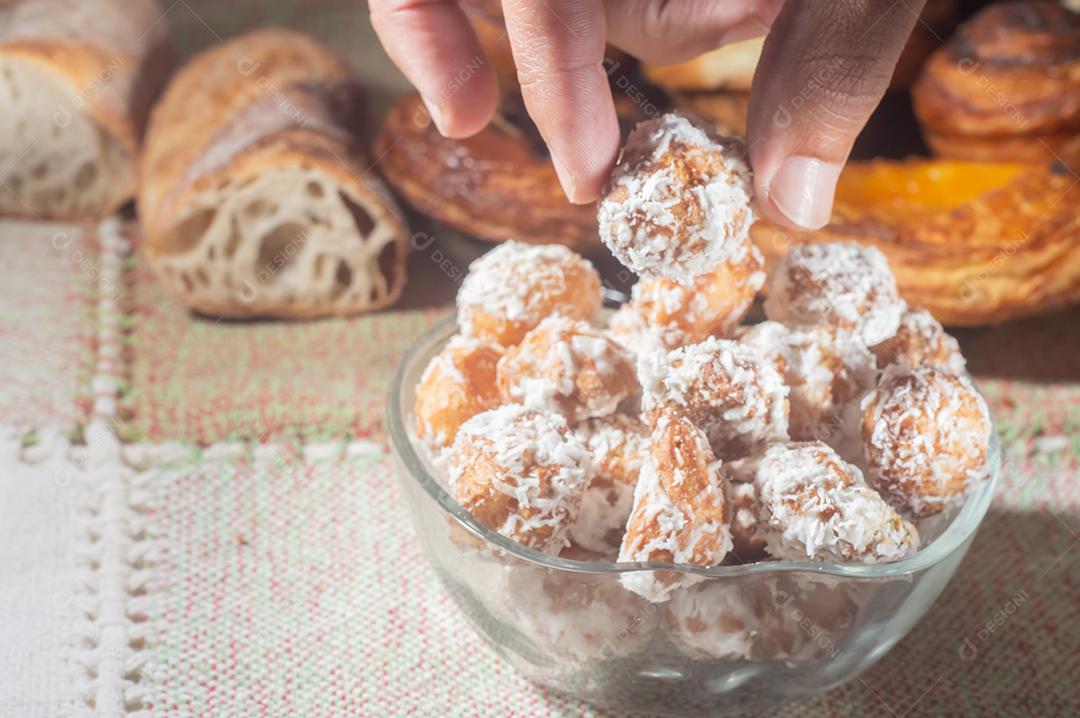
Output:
751,160,1080,326
912,1,1080,170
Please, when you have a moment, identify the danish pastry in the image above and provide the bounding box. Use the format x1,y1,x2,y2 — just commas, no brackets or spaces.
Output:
739,321,877,445
912,2,1080,170
569,414,649,555
751,159,1080,326
0,0,170,220
598,113,755,282
753,442,920,563
639,336,789,458
607,243,765,354
764,242,906,346
444,404,594,554
457,241,602,348
872,308,966,376
414,335,502,451
862,365,991,518
496,314,639,423
619,411,732,603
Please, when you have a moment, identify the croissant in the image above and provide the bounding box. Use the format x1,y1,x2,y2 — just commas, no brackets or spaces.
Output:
750,160,1080,326
912,1,1080,170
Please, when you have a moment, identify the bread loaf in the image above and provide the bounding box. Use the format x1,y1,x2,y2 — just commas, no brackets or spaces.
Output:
0,0,170,220
139,29,408,319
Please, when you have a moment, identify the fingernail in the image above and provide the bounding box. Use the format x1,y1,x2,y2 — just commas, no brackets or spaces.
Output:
421,96,447,136
767,156,842,230
551,154,582,204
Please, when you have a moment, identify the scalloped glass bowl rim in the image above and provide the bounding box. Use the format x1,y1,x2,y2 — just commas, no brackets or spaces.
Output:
388,315,1000,580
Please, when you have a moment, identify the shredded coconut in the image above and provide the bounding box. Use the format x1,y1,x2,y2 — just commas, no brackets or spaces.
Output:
457,241,601,346
618,412,732,603
598,113,755,282
444,405,594,553
569,415,649,554
861,365,991,517
753,442,919,563
872,308,966,376
497,314,639,423
764,242,905,345
639,336,789,458
740,321,877,447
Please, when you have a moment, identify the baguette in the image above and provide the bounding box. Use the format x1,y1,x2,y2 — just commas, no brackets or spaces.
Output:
0,0,170,220
139,29,408,319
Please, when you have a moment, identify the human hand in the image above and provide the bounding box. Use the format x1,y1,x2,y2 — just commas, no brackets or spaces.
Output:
370,0,927,230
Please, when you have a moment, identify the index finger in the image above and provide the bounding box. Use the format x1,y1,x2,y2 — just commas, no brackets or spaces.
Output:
370,0,499,138
502,0,619,204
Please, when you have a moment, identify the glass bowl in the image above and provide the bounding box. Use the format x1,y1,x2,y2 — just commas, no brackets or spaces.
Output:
386,317,999,717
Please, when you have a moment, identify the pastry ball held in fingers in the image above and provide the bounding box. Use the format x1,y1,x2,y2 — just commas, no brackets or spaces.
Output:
598,113,755,283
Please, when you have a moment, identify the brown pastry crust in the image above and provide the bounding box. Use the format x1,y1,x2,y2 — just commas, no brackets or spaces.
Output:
912,1,1080,169
139,29,408,319
751,160,1080,326
376,94,606,253
0,0,171,219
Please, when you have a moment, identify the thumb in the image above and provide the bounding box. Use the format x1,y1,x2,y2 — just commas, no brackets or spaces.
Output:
747,0,926,229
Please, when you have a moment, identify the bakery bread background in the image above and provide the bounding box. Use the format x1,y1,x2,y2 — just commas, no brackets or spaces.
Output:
0,0,171,220
139,29,408,319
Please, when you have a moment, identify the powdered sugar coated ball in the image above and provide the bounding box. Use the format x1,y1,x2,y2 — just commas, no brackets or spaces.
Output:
607,243,765,353
753,441,919,563
739,321,877,444
764,242,905,345
414,335,502,451
496,315,640,423
619,411,732,603
457,241,602,347
861,365,991,517
444,405,594,553
598,113,755,282
639,337,789,458
872,308,966,376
